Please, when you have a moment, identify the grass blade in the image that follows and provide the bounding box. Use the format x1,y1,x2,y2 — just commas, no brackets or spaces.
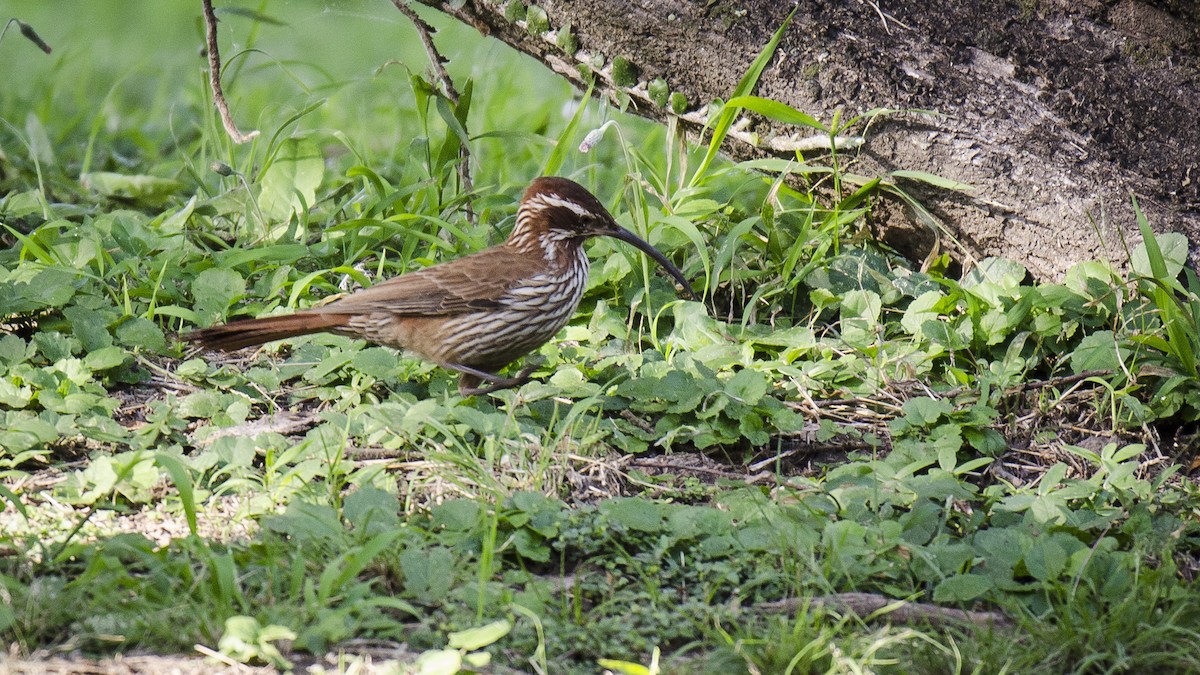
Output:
723,95,825,130
0,484,28,520
156,453,198,536
1132,195,1168,281
542,81,595,176
688,7,797,189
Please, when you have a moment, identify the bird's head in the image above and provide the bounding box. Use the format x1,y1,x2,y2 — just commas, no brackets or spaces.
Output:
511,176,697,299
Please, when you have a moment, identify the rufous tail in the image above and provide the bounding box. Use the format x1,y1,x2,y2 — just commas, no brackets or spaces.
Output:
184,312,350,351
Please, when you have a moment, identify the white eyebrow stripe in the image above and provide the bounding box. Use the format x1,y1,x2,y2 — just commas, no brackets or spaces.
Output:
540,194,593,218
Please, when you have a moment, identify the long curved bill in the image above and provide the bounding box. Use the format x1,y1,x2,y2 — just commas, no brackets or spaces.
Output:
606,224,698,300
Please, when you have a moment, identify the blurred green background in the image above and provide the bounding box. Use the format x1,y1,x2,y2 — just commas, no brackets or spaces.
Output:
1,0,659,195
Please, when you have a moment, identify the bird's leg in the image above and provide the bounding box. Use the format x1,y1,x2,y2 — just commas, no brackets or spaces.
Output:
448,361,540,396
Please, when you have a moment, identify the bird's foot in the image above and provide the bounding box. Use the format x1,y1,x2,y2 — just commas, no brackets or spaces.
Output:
451,360,542,396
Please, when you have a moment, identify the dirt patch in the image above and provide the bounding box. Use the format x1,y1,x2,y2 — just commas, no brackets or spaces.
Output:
0,648,404,674
428,0,1200,277
1,653,271,675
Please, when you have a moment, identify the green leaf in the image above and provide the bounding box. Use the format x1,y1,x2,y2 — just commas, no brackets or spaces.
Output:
216,244,311,268
840,289,882,346
83,346,128,371
82,172,183,207
434,80,473,171
192,267,246,321
901,290,943,335
0,335,32,365
432,499,482,530
399,547,456,603
900,397,952,427
723,95,824,130
158,194,197,234
654,214,710,289
601,498,664,532
648,77,669,107
596,658,654,675
25,112,54,166
1023,537,1067,581
1130,196,1184,282
689,7,796,187
217,615,295,670
724,369,768,405
447,619,512,651
33,332,76,362
155,452,197,536
978,309,1010,346
964,428,1006,455
1068,330,1127,374
0,378,34,408
890,170,974,191
0,484,28,521
351,347,400,379
464,651,492,667
64,306,114,351
115,317,166,353
933,424,964,471
317,530,403,603
933,574,993,602
963,257,1027,291
65,451,159,505
1,268,78,313
342,486,400,533
921,317,971,350
509,491,563,536
543,80,594,176
0,412,57,453
412,649,462,675
512,528,551,562
669,301,728,349
178,389,226,419
259,138,324,220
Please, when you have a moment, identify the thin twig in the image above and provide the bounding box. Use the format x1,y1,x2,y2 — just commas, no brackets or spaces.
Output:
192,643,245,668
390,0,459,104
390,0,475,223
1005,369,1112,395
758,592,1012,628
201,0,260,144
629,458,749,480
857,0,912,35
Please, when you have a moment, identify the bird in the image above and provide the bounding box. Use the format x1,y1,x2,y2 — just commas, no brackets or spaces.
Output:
184,176,696,395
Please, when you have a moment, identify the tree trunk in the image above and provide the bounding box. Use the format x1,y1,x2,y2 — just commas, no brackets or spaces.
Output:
412,0,1199,280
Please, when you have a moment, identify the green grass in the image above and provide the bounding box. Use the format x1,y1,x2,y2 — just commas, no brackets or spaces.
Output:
3,1,1200,673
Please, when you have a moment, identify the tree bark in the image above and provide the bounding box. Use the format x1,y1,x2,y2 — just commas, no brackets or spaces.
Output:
411,0,1199,280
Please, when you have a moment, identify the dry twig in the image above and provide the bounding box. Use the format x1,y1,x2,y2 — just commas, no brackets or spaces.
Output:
201,0,260,144
758,592,1012,628
389,0,475,222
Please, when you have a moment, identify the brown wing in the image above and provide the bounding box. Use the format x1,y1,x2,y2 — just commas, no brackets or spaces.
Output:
312,245,547,317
